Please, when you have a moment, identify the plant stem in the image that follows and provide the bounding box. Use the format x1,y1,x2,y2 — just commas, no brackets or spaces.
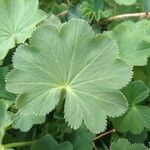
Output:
0,130,5,144
55,88,66,115
57,10,68,17
94,129,115,141
3,140,37,149
93,142,98,150
99,12,150,24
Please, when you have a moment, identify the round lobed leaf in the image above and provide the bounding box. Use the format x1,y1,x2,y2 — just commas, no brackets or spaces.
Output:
106,20,150,66
0,0,46,60
110,138,149,150
6,19,132,133
112,81,150,134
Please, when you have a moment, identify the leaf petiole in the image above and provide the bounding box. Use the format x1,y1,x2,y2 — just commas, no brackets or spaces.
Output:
3,140,38,149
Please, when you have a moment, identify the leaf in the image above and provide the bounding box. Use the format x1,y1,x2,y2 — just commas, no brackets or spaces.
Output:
112,81,150,134
110,130,148,145
6,19,132,133
68,5,83,20
0,99,13,143
144,0,150,11
0,0,46,60
51,3,68,15
0,69,44,132
106,20,150,66
125,131,148,144
0,60,2,66
107,0,144,18
110,138,148,150
31,134,73,150
134,58,150,89
12,112,45,132
0,67,15,141
0,100,12,128
0,67,16,101
40,13,62,28
114,0,137,5
80,0,111,21
68,127,94,150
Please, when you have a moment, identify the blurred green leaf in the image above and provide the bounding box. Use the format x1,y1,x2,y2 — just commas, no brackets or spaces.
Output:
110,138,148,150
125,131,148,144
144,0,150,11
40,13,62,27
31,135,73,150
0,67,16,101
68,127,94,150
112,81,150,134
51,3,68,15
80,0,111,21
0,100,13,143
134,58,150,89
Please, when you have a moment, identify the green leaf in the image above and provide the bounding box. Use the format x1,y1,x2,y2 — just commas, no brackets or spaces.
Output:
106,20,150,66
80,0,111,21
0,67,16,101
6,19,132,133
0,99,13,143
51,3,68,15
144,0,150,11
134,58,150,89
31,134,73,150
12,112,45,132
0,60,2,66
68,128,94,150
107,1,144,17
0,0,46,60
114,0,137,5
110,130,148,145
125,131,148,144
0,100,12,128
112,81,150,134
40,13,62,28
110,138,148,150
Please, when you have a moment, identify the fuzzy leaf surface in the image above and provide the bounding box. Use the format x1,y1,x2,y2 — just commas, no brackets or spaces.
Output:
40,13,62,28
112,81,150,134
106,20,150,66
6,19,132,133
110,138,148,150
12,112,45,132
0,0,46,60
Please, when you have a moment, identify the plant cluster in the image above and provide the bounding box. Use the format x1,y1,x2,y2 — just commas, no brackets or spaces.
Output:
0,0,150,149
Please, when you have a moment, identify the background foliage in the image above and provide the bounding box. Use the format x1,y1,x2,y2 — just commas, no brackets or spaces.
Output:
0,0,150,150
